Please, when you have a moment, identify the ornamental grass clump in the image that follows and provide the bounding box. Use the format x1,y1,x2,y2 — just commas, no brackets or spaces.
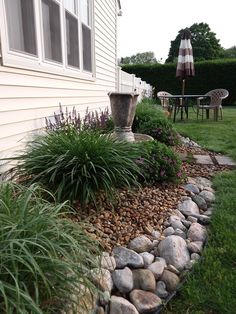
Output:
135,140,183,184
14,129,142,205
133,102,179,146
45,104,113,133
0,182,100,313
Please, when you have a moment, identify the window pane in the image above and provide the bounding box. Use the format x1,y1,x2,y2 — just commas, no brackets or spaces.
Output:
42,0,62,63
82,24,91,72
64,0,77,15
5,0,37,55
66,12,79,68
81,0,89,25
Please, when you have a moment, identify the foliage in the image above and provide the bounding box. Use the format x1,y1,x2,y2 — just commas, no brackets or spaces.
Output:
122,59,236,104
13,130,142,205
166,23,223,63
135,140,183,184
222,45,236,59
45,104,113,133
165,107,236,313
120,51,158,65
0,182,100,313
133,101,179,146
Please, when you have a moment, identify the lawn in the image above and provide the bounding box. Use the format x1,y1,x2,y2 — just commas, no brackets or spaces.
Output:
164,106,236,314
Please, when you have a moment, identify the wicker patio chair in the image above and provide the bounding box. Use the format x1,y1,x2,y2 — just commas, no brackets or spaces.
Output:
197,89,229,121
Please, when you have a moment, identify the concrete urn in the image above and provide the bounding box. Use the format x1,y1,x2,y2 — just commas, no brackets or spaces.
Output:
108,92,139,142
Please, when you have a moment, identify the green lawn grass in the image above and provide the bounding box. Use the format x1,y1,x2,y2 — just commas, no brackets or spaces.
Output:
164,106,236,314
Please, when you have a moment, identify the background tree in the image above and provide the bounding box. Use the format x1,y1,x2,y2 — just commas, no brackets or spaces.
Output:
120,51,158,65
223,46,236,59
166,23,223,63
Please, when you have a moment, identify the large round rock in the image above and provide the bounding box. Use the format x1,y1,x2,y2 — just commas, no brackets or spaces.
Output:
158,235,190,271
128,235,153,253
110,296,139,314
129,290,162,313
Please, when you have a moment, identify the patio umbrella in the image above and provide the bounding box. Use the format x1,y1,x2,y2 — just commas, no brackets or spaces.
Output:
176,28,195,95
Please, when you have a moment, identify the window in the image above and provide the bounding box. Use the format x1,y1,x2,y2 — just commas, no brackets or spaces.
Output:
1,0,94,77
42,0,62,63
81,0,92,72
5,0,37,56
65,0,79,68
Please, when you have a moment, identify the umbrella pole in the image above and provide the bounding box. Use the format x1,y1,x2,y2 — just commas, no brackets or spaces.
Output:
182,79,185,95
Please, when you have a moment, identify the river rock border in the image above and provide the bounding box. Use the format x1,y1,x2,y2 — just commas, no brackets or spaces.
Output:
91,176,215,314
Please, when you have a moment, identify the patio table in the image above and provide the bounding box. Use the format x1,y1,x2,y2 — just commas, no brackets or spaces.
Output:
160,94,209,122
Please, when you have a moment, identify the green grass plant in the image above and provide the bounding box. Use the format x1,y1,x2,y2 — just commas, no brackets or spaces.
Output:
13,129,142,205
172,106,236,160
0,182,100,313
165,106,236,313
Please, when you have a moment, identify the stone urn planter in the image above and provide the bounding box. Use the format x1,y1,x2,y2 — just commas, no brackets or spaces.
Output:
108,92,139,142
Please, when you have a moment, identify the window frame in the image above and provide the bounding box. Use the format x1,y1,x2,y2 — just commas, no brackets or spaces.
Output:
0,0,95,80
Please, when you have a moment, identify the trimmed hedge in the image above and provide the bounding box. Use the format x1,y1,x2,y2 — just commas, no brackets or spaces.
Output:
122,59,236,104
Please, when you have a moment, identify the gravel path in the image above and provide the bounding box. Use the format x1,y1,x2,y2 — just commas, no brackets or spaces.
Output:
76,142,232,252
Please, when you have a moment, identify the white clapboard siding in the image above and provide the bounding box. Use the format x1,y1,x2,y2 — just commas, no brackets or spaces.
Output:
0,0,118,174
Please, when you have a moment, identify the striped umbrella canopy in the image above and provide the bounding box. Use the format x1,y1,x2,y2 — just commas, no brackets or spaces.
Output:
176,28,195,95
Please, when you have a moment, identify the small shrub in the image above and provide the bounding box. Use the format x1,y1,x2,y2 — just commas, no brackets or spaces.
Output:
133,102,179,146
45,104,113,133
13,130,141,205
0,182,100,313
135,140,183,184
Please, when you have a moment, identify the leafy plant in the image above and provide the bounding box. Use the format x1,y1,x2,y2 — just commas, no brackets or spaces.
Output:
45,104,113,133
13,129,141,205
135,140,183,184
0,182,100,313
133,102,179,146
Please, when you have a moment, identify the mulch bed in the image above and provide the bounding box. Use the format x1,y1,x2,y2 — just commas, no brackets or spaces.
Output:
75,144,232,253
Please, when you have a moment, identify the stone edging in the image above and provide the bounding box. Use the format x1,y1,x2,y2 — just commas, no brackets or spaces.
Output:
92,176,214,314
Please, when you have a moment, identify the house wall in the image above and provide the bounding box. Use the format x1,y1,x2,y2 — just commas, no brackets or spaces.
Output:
0,0,118,174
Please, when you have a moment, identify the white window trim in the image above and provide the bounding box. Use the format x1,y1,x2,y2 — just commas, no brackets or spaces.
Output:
0,0,95,81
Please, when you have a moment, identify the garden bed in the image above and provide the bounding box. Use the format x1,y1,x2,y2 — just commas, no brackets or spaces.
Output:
77,142,232,253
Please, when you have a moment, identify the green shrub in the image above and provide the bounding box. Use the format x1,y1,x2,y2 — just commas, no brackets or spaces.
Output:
14,129,141,205
133,102,179,145
0,182,100,313
122,60,236,104
135,140,183,184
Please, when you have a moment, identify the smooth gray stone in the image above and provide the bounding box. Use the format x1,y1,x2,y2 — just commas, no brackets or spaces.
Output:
199,190,215,204
169,215,187,231
113,246,144,268
174,228,187,239
147,260,165,279
195,177,212,188
163,226,175,237
187,241,203,254
158,235,190,271
128,235,153,253
187,223,207,242
139,252,155,267
192,194,208,210
156,281,169,298
178,199,200,217
184,183,200,194
191,253,201,261
112,267,133,293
